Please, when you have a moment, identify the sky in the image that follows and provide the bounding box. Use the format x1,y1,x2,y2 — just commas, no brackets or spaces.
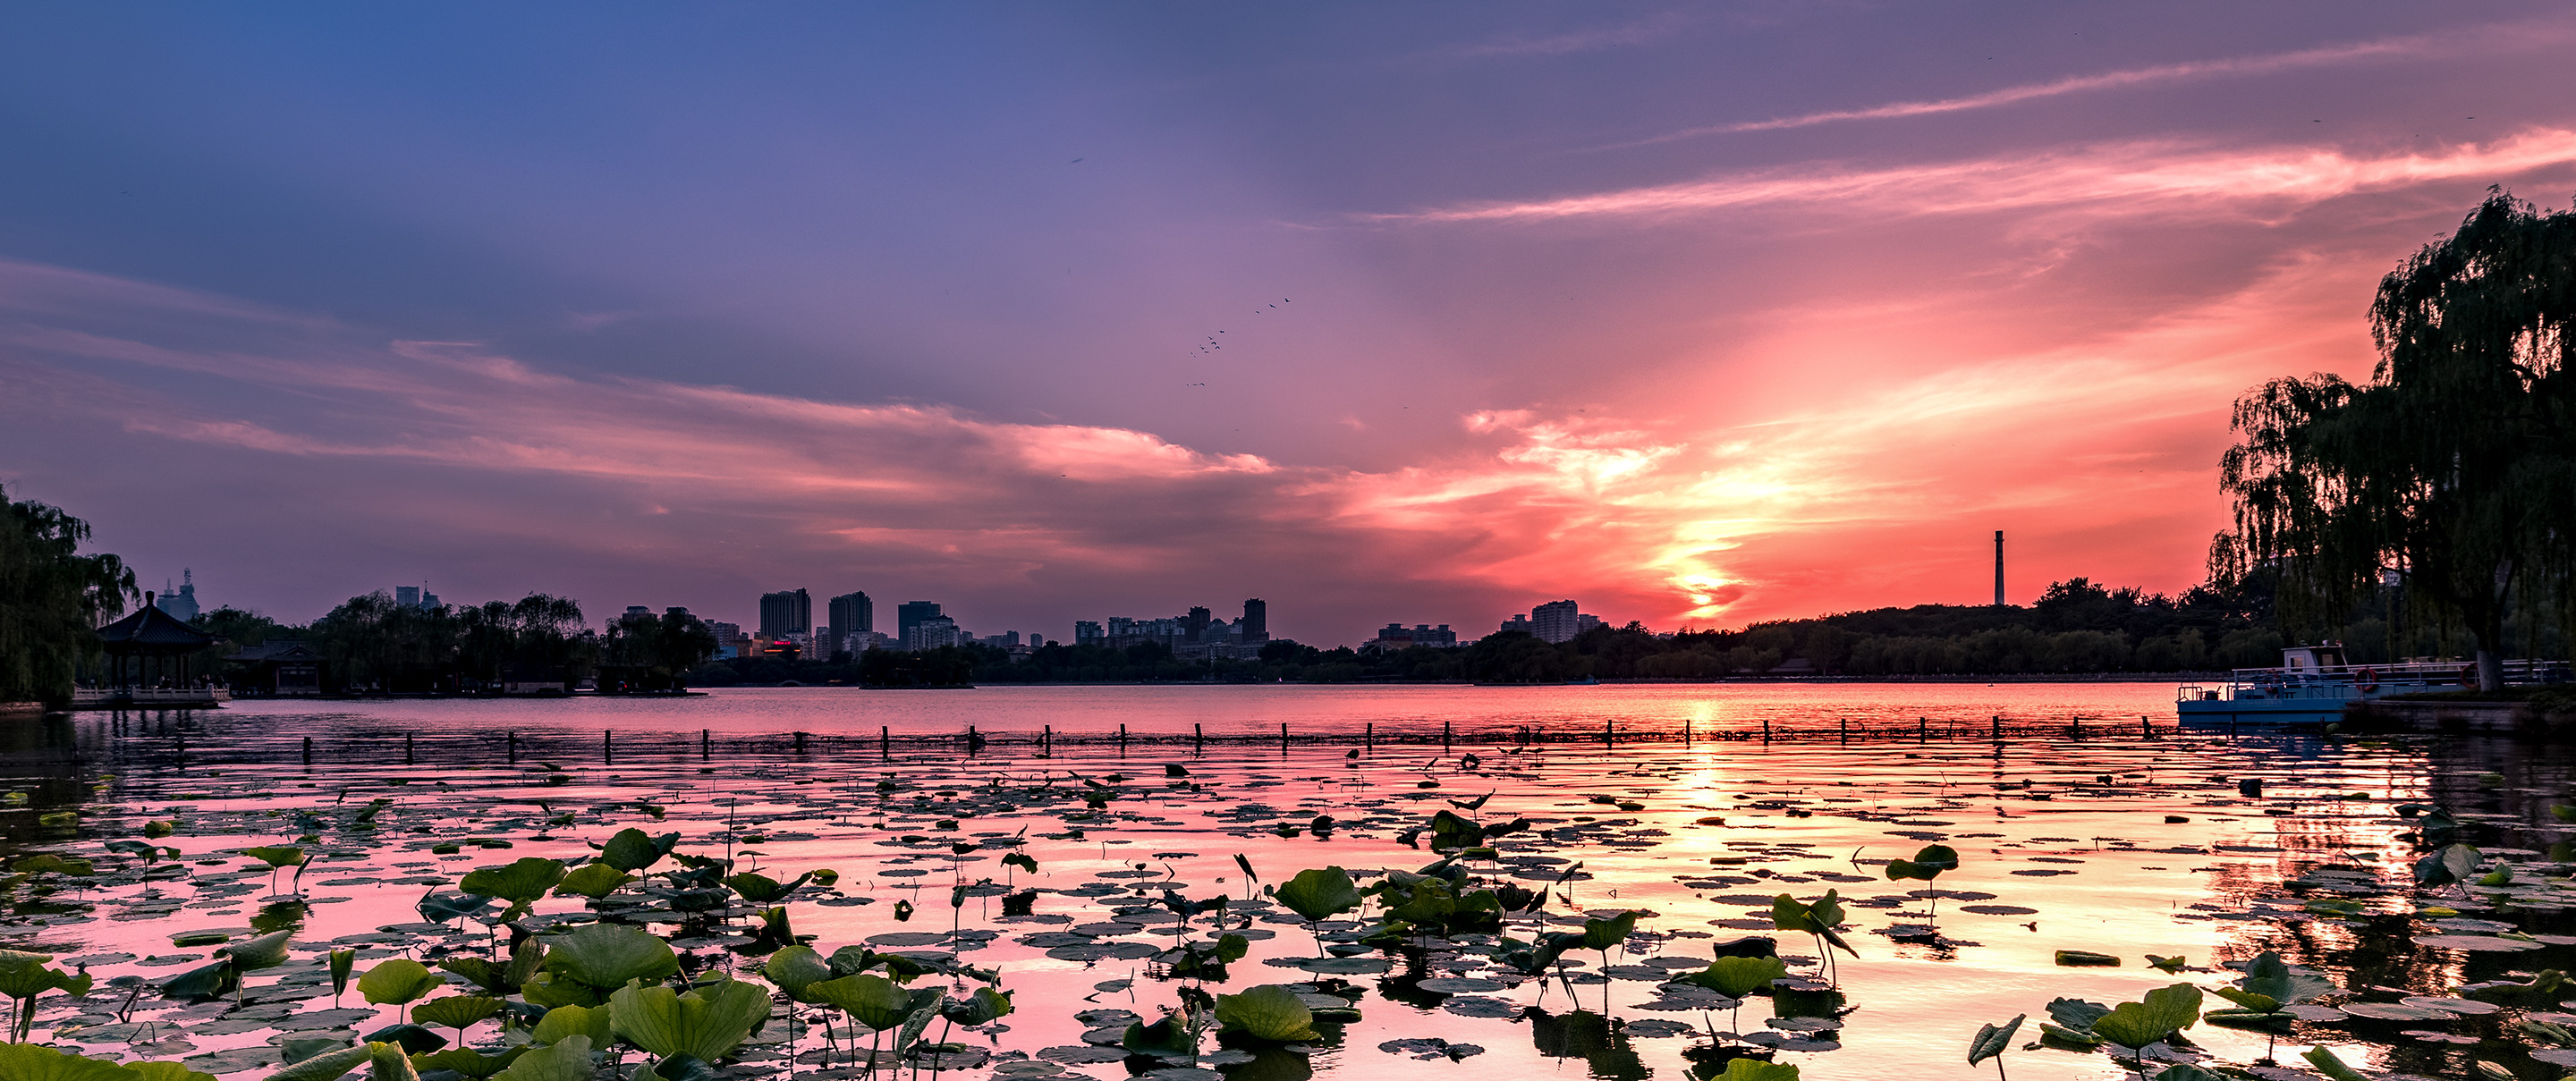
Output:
4,3,2575,646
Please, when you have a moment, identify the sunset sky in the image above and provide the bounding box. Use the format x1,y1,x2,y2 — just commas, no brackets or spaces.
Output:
6,4,2576,645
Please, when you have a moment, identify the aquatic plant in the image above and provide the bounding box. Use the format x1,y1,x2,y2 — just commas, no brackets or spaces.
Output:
1967,1014,2021,1080
0,950,91,1043
1769,891,1856,983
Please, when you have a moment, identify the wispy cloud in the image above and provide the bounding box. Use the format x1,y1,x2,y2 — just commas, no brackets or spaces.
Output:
1605,21,2565,147
1390,128,2576,224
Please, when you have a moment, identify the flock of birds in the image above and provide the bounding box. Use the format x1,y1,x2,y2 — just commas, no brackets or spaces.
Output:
1189,298,1291,358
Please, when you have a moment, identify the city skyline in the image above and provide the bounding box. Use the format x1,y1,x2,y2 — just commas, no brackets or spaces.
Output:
6,6,2574,643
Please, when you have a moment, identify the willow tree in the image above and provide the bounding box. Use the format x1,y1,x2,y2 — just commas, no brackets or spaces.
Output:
0,486,137,707
2214,192,2576,689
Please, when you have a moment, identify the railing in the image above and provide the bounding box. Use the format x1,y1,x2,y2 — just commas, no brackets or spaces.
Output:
70,687,231,706
2178,659,2571,703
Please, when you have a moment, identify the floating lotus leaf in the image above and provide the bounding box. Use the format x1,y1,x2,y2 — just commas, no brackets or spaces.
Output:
242,846,307,870
530,1004,614,1050
216,929,292,972
1215,985,1318,1043
491,1038,590,1081
555,864,634,899
1968,1014,2021,1065
0,1043,143,1081
123,1063,217,1081
460,859,567,911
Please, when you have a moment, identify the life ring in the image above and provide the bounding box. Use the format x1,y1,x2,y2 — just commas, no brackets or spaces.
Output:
2460,663,2479,687
2354,667,2378,692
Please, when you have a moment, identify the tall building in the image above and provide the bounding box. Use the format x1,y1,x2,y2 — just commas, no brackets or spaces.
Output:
1241,598,1267,642
1184,606,1211,643
394,584,439,611
905,614,961,651
1074,621,1104,646
156,570,200,621
1530,600,1581,643
828,592,874,654
707,621,741,658
896,601,943,644
758,589,812,641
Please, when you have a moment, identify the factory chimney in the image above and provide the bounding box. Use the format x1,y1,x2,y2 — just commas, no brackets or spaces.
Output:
1993,530,2006,606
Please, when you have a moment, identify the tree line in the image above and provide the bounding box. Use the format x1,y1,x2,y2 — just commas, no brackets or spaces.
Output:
195,595,717,694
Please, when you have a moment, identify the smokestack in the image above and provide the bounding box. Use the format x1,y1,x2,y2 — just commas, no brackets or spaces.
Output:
1993,530,2005,606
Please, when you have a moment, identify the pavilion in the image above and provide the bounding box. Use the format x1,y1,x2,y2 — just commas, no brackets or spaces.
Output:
82,592,223,706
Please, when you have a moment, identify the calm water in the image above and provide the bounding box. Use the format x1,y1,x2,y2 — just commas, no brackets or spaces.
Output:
2,684,2565,1081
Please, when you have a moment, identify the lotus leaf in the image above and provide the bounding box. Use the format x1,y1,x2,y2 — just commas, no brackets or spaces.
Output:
2209,987,2279,1014
1215,984,1319,1043
519,971,606,1009
2054,950,2120,967
543,923,679,991
600,829,681,873
0,1043,140,1081
2237,950,2333,1005
551,864,632,899
1002,853,1037,874
369,1042,420,1081
1886,845,1961,883
416,892,495,924
2089,984,2202,1049
0,950,93,1036
2301,1046,2368,1081
363,1025,449,1055
411,995,505,1034
460,859,567,914
530,1004,615,1050
440,939,542,997
2413,843,2481,887
123,1064,217,1081
216,929,292,971
1684,955,1787,997
2046,999,2110,1031
806,974,914,1031
330,950,357,1001
610,978,771,1061
1968,1013,2021,1066
483,1037,589,1081
242,846,306,869
358,960,445,1007
1275,867,1361,922
405,1048,527,1080
761,946,832,1001
271,1043,377,1081
158,961,236,1001
1711,1060,1800,1080
723,871,813,904
942,986,1013,1026
277,1038,354,1068
1580,910,1638,952
1121,1011,1199,1057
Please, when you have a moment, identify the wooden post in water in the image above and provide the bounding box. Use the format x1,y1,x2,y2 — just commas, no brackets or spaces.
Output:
1991,714,2002,741
1684,721,1690,747
1919,715,1928,743
1118,723,1128,753
604,730,612,764
1840,716,1848,743
1043,724,1053,754
1195,723,1203,751
2070,716,2081,740
2140,714,2152,739
1365,722,1373,752
509,731,518,762
795,731,808,753
1761,715,1769,742
700,729,709,757
1443,720,1452,749
1280,722,1289,751
302,736,312,764
880,725,890,760
405,733,414,764
1605,719,1614,747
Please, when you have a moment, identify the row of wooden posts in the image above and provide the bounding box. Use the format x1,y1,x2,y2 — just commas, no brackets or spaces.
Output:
268,712,2174,765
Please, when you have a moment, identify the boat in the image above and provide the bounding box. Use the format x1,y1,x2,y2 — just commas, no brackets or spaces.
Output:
2176,643,2568,728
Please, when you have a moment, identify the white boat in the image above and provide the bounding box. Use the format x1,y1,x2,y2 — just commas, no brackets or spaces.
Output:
2176,644,2566,727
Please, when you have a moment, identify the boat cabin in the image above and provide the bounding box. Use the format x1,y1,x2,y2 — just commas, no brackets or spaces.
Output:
2280,643,2347,671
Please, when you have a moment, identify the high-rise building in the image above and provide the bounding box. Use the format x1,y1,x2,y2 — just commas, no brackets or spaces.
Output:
395,586,419,609
896,601,943,644
1530,600,1581,644
708,621,741,658
828,592,874,654
1184,606,1211,643
1074,621,1104,646
156,570,200,621
905,615,961,651
758,589,811,641
1241,598,1267,642
1500,613,1530,635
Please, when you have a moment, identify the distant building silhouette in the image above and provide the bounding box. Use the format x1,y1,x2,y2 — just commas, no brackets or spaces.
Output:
1074,620,1104,646
1531,599,1580,643
758,589,811,642
897,601,943,645
1241,598,1267,642
829,592,874,654
905,614,961,650
156,570,200,621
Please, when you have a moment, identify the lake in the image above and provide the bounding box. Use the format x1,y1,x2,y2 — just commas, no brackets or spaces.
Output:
1,683,2565,1081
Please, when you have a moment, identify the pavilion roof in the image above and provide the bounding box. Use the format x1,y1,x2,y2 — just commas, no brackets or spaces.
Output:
96,604,216,651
